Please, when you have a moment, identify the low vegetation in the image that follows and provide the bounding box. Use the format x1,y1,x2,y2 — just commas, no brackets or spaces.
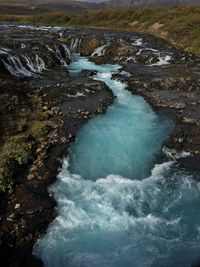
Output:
30,121,48,139
71,5,200,55
0,134,33,192
0,93,49,192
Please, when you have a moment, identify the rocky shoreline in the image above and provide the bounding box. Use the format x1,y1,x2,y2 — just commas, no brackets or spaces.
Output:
0,76,114,267
0,25,200,267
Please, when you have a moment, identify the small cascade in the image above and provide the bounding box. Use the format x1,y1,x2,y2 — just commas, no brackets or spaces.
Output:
0,41,72,78
131,48,144,63
132,38,143,46
70,38,81,52
151,53,172,66
2,56,33,77
126,46,172,65
54,44,67,66
46,43,71,66
130,37,172,65
23,54,46,73
62,44,72,60
2,54,46,77
91,43,110,57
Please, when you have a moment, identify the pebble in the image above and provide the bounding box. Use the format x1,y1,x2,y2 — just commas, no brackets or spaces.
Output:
7,213,17,222
43,106,49,111
15,203,21,210
68,133,73,139
27,174,35,180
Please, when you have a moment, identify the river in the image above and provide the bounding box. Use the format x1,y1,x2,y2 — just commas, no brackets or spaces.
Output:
34,55,200,267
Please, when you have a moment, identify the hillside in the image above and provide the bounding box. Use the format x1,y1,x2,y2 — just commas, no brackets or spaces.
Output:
0,4,200,55
107,0,200,7
0,0,102,15
73,5,200,55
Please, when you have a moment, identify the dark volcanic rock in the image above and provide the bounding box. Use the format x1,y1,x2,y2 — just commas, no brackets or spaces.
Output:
0,26,114,267
119,64,200,157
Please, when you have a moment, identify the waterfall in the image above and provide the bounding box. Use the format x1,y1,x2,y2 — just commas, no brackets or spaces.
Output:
151,53,172,66
62,44,72,60
2,56,33,77
53,44,67,66
2,54,46,78
23,54,46,73
70,38,81,52
1,42,72,78
91,43,110,57
46,43,71,66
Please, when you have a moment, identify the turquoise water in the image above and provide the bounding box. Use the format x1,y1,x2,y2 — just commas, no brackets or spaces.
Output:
68,57,171,180
34,56,200,267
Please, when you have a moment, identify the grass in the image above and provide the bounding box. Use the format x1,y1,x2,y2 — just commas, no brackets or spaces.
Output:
0,5,199,55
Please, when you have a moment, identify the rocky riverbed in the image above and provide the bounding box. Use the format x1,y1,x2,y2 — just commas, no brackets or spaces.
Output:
0,25,200,267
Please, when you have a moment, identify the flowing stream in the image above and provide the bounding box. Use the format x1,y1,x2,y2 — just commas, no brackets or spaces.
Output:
34,56,200,267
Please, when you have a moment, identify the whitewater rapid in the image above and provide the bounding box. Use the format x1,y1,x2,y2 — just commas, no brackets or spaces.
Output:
34,56,200,267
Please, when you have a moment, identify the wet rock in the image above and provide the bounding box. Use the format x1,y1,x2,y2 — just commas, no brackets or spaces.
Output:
81,70,97,76
80,37,103,56
134,49,159,64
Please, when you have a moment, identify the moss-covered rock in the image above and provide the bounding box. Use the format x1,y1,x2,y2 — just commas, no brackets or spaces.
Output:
30,121,48,139
0,134,33,191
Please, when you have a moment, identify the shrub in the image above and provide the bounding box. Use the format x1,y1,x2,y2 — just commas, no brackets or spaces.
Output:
30,121,48,138
0,134,33,192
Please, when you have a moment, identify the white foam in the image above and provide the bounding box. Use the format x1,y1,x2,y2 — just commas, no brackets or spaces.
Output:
120,70,132,77
151,54,172,66
0,46,11,54
132,38,143,46
163,146,191,160
91,43,109,57
151,161,174,178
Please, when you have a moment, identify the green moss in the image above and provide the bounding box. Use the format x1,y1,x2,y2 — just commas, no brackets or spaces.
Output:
0,134,33,192
30,121,48,138
0,158,15,192
4,134,32,165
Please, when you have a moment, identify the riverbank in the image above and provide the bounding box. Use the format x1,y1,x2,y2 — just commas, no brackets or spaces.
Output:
0,26,114,266
0,25,200,266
